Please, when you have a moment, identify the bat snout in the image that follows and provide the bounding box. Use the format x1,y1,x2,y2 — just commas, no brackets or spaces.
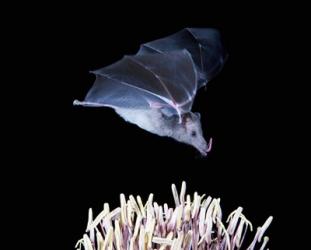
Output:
195,137,213,157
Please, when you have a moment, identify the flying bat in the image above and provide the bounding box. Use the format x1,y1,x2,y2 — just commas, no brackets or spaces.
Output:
74,28,227,156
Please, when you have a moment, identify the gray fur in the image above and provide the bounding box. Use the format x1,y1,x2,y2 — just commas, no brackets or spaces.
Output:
115,108,211,156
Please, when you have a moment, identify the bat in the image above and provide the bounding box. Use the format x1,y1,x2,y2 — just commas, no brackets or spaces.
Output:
74,28,227,156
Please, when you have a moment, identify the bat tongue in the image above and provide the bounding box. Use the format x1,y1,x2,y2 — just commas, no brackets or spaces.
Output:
206,137,213,153
198,137,213,156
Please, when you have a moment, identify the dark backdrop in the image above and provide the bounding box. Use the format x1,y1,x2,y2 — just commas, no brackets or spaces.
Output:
11,1,295,250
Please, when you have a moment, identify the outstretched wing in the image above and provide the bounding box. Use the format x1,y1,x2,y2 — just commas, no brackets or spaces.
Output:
138,28,227,88
74,50,197,119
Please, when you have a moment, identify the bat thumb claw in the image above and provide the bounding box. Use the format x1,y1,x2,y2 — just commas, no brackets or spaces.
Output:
73,100,83,106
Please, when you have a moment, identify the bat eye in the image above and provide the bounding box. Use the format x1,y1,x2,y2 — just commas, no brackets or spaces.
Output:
191,131,197,137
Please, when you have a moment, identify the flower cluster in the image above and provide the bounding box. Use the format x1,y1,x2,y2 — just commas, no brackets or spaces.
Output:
76,182,272,250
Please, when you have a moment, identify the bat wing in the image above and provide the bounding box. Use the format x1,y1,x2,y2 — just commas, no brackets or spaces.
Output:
74,50,197,119
137,28,227,88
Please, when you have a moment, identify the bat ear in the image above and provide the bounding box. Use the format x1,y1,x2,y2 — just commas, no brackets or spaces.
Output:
194,112,201,120
181,114,190,124
182,113,192,126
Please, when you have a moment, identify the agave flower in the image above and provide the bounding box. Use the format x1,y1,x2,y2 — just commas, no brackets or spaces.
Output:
76,182,272,250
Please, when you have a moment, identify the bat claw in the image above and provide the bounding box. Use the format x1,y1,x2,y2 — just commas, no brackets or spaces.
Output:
73,99,82,105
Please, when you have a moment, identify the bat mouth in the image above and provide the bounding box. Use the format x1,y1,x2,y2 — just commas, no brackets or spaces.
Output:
197,137,213,156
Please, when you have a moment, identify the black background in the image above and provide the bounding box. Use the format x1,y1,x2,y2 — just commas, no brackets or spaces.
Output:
9,1,297,249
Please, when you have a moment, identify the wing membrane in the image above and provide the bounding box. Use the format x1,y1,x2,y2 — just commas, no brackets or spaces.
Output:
138,28,227,88
77,50,197,117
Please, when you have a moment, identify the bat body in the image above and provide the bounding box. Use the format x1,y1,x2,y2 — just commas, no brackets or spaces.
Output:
74,28,227,156
114,107,210,155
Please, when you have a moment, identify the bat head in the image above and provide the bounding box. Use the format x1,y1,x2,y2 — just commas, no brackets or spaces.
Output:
172,112,211,156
